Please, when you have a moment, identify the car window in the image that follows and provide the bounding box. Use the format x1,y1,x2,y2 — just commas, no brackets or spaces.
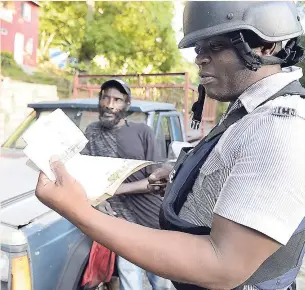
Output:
14,111,51,149
153,112,159,133
79,111,99,132
171,116,183,141
126,112,147,124
155,115,173,160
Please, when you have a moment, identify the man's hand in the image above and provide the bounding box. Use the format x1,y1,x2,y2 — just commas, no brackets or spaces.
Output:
35,156,90,217
96,201,117,217
147,164,173,196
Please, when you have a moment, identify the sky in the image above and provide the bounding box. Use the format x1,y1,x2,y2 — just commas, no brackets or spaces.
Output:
172,1,196,63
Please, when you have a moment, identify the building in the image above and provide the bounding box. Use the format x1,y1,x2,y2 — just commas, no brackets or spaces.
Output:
0,1,40,68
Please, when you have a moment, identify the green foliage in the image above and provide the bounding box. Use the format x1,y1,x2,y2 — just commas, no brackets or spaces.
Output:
215,102,229,123
39,1,181,74
1,52,28,79
38,1,87,60
1,52,72,99
1,51,24,73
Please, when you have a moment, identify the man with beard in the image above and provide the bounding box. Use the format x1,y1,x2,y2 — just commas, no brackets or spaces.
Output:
81,79,172,290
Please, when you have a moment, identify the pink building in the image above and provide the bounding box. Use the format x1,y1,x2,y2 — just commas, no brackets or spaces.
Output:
0,1,40,67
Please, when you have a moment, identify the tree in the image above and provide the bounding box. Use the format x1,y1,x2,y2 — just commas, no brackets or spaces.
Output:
38,2,87,61
38,1,181,73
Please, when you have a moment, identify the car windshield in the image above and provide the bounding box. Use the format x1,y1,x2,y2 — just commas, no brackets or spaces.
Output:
8,109,83,150
14,111,52,149
4,108,148,150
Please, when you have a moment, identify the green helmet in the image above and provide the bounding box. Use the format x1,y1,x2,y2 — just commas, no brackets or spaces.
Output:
180,1,304,71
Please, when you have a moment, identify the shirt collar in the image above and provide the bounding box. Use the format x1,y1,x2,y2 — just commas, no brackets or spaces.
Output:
238,66,303,113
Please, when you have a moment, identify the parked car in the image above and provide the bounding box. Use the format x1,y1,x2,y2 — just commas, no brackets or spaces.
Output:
0,99,192,290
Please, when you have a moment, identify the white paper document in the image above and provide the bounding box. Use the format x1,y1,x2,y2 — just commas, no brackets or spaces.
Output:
23,109,154,204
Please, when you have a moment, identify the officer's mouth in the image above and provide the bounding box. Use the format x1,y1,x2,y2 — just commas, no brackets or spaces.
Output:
199,74,216,85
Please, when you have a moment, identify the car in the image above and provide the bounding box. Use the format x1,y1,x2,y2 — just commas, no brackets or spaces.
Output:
0,98,191,290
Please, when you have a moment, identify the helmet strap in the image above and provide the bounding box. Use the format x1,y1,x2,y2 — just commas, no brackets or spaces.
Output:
230,32,284,71
275,37,305,67
191,85,205,130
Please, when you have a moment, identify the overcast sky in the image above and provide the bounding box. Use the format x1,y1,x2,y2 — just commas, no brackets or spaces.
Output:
173,1,196,63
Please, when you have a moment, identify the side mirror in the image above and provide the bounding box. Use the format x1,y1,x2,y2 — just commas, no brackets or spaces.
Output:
168,141,194,160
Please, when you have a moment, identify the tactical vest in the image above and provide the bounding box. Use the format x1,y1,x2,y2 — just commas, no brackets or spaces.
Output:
159,81,305,290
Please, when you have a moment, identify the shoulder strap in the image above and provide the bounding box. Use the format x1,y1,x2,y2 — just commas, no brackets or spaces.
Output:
261,80,305,105
200,81,305,146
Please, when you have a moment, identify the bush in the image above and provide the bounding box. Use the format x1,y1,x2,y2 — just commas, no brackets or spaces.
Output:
1,52,72,98
1,51,25,76
1,51,19,68
32,71,72,99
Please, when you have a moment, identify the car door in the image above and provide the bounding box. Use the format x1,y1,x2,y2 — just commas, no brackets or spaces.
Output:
154,112,185,160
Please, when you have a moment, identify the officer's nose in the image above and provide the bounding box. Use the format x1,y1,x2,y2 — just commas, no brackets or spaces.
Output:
195,54,211,66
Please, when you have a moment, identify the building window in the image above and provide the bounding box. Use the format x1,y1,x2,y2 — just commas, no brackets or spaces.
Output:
26,38,34,55
0,1,14,23
1,28,8,35
21,2,31,22
2,1,15,9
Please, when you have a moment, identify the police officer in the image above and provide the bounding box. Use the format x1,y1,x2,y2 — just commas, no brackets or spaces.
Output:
35,2,305,290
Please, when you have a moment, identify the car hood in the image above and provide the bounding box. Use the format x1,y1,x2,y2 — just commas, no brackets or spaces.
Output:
0,148,38,202
0,148,52,227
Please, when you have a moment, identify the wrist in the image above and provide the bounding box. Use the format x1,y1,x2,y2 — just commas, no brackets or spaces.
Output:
73,205,108,235
62,201,93,225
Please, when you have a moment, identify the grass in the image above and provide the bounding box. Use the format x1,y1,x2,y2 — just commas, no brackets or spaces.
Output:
1,52,73,99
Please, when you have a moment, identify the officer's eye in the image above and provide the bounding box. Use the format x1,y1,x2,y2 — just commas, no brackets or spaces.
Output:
195,46,203,54
209,42,225,51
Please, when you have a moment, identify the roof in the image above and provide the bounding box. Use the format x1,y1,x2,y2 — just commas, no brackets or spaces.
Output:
30,1,40,7
28,99,176,113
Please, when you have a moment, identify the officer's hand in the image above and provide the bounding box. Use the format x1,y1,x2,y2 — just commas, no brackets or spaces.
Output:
35,156,90,217
147,164,173,197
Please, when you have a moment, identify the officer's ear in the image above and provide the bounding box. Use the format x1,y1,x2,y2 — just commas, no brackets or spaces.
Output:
254,42,277,56
262,42,277,56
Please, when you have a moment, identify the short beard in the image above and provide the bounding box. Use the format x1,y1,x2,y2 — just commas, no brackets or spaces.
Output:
99,107,127,129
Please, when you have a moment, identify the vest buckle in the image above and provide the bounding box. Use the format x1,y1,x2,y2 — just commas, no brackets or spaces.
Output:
169,169,176,183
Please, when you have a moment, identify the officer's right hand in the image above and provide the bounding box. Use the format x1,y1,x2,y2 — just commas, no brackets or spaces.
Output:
35,156,90,218
147,164,173,196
